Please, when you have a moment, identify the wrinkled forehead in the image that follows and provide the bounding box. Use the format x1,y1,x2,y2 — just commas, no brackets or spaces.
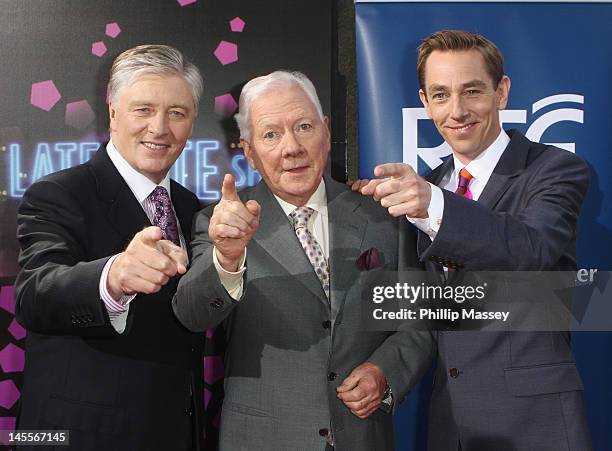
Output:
250,85,320,127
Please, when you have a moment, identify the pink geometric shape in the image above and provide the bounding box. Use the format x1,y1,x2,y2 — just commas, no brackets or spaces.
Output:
92,41,107,57
0,416,16,430
0,286,15,314
30,80,61,111
0,380,20,410
105,22,121,38
204,388,212,409
213,41,238,66
229,17,245,32
214,93,238,116
0,344,24,373
65,100,96,130
176,0,196,5
8,319,26,341
204,356,224,385
205,328,214,339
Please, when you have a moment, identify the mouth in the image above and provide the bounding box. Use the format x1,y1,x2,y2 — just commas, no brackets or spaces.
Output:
141,141,170,150
284,164,310,174
447,123,477,135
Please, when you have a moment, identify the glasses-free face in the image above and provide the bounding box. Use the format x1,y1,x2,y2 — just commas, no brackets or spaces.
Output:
419,49,511,164
242,85,330,206
109,73,196,184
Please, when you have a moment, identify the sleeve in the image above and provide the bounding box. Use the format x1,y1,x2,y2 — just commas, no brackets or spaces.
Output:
172,204,244,332
99,254,134,333
420,150,589,271
213,248,246,300
14,178,119,336
407,183,445,240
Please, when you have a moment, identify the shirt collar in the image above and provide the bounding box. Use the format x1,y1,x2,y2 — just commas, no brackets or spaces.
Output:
106,139,172,203
274,179,327,217
452,129,510,184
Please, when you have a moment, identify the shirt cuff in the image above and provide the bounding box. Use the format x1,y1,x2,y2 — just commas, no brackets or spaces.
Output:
406,183,444,240
213,248,246,300
99,254,136,314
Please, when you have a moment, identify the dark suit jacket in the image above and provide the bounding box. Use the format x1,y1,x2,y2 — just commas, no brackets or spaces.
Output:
173,176,435,451
423,130,592,451
14,146,203,451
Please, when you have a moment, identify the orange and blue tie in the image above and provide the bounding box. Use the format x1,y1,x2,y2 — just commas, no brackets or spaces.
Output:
455,168,474,199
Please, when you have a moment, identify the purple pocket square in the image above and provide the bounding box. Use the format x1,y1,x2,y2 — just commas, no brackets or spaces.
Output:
356,247,381,271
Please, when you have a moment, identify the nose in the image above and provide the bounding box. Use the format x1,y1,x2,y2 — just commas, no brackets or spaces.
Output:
449,95,468,122
280,130,303,157
148,112,169,136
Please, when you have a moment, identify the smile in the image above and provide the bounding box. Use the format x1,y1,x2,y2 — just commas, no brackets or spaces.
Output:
142,142,170,150
449,123,476,133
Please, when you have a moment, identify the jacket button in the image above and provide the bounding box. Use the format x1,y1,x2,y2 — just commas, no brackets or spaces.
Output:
449,368,459,378
210,299,223,309
318,428,329,437
328,372,337,381
322,320,331,329
184,409,192,416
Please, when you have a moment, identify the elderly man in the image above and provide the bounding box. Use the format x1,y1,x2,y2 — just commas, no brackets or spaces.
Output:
356,30,591,450
172,70,434,451
15,45,203,450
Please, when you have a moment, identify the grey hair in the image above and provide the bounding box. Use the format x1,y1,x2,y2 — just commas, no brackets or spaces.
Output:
234,70,324,141
108,44,203,113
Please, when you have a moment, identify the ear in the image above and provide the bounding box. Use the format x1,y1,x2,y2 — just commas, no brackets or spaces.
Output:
496,75,511,110
419,89,433,118
241,139,256,169
323,116,331,139
108,102,117,132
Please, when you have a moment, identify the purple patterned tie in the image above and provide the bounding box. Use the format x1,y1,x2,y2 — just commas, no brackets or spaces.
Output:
148,186,180,246
455,167,474,199
290,206,330,300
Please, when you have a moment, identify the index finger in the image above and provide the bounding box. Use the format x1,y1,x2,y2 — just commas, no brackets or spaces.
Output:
138,226,164,246
157,240,188,274
221,173,240,201
374,162,415,178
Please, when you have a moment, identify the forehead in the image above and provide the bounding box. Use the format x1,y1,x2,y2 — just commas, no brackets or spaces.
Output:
119,73,193,105
424,50,491,87
249,85,318,127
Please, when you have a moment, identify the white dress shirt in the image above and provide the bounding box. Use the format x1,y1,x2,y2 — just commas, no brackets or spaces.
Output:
99,140,186,333
409,129,510,239
215,179,329,300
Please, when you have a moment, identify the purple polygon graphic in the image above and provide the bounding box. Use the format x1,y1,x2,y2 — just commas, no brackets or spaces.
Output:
0,344,24,373
65,100,96,129
0,286,15,314
7,319,25,341
229,16,245,32
0,416,16,430
30,80,61,111
92,41,107,57
213,41,238,66
204,388,211,409
214,93,237,116
105,22,121,38
176,0,197,6
204,356,223,385
0,380,20,410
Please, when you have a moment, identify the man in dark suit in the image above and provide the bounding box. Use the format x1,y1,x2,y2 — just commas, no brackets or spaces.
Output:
15,45,204,450
172,70,434,450
357,30,592,450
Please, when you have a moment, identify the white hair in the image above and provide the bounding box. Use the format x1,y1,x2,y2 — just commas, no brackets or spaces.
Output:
234,70,324,141
108,44,203,113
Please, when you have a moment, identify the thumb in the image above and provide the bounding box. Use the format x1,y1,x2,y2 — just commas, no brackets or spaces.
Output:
245,199,261,217
221,173,240,201
337,371,360,393
140,226,164,245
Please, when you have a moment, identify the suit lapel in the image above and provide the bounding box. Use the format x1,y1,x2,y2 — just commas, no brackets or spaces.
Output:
326,176,367,314
89,145,151,246
250,181,328,303
477,130,529,209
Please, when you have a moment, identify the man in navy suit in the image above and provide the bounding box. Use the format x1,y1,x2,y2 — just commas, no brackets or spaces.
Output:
356,30,591,450
15,45,204,450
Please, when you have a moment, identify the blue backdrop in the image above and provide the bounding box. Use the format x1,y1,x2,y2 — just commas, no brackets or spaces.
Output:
356,2,612,449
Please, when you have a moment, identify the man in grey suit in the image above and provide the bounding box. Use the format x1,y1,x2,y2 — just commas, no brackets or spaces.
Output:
356,31,592,450
172,70,434,450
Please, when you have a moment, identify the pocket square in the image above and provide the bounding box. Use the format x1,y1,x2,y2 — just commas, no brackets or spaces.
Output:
356,247,381,271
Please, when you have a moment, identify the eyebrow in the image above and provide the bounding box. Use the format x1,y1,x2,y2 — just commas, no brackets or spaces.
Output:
427,79,489,93
128,101,191,110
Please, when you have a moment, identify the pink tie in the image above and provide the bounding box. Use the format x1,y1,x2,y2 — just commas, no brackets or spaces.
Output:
455,168,474,199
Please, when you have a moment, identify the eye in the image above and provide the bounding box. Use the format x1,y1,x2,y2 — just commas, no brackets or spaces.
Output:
464,89,481,96
431,92,447,101
298,123,313,131
263,131,278,140
134,107,152,114
169,110,186,118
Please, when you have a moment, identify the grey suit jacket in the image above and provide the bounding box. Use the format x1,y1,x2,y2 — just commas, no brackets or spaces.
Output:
422,130,592,451
173,175,434,451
